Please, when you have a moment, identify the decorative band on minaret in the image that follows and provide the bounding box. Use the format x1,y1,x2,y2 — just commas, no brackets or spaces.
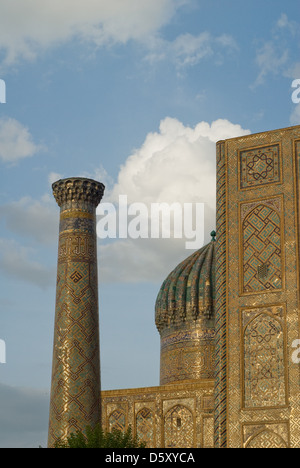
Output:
48,178,105,447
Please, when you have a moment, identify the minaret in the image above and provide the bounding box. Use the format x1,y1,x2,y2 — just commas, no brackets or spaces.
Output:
48,177,105,447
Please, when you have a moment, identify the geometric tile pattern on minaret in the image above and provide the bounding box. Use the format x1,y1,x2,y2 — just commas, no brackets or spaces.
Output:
48,178,105,447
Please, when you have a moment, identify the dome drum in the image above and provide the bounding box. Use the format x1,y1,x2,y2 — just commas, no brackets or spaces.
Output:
160,320,215,385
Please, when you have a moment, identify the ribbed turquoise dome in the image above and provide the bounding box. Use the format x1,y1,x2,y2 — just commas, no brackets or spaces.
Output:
155,237,216,333
155,234,216,385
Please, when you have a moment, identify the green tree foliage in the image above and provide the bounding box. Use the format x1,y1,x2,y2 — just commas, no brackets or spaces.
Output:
54,424,146,449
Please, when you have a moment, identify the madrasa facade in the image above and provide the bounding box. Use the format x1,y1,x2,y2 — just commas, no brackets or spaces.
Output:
48,124,300,448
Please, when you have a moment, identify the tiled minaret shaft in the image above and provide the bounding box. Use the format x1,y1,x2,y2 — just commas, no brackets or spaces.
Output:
48,178,105,447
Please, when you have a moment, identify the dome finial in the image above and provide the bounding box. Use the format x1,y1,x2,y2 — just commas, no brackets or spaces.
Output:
210,230,216,241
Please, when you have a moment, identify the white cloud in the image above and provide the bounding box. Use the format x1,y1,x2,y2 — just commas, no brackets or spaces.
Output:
0,238,55,289
252,14,300,88
276,13,297,36
252,41,289,88
48,172,63,187
109,117,249,206
80,165,114,192
0,195,58,245
285,62,300,80
98,117,250,283
0,0,186,68
145,31,238,69
99,239,180,284
0,117,250,286
0,1,239,72
0,118,43,164
0,193,58,288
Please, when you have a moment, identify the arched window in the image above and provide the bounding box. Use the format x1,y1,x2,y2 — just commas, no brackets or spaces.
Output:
136,408,154,447
164,405,194,448
243,313,286,408
108,409,126,433
246,430,287,448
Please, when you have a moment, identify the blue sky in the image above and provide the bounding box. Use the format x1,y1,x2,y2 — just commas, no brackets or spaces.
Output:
0,0,299,448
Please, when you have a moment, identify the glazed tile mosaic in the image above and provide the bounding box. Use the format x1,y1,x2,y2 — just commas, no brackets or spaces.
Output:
155,240,216,385
101,382,214,448
215,125,300,448
48,126,300,449
48,178,105,447
239,144,281,189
